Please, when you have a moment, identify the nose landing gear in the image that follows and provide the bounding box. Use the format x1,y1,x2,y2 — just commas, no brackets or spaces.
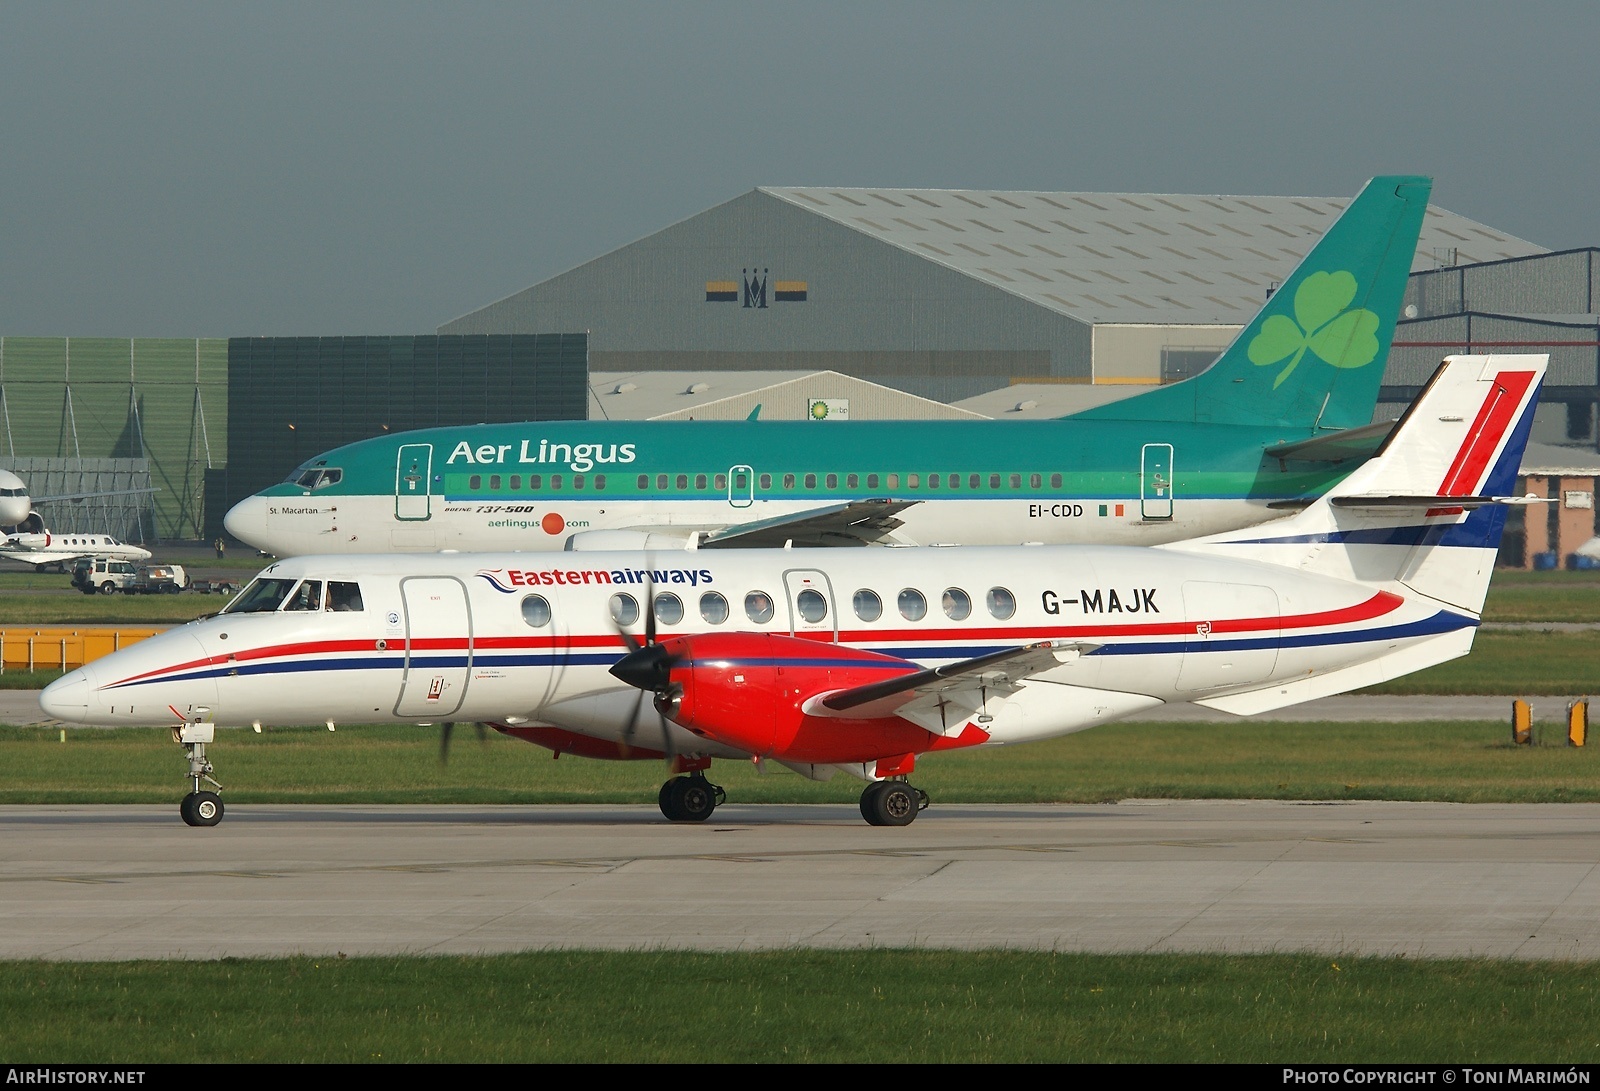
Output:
174,720,225,827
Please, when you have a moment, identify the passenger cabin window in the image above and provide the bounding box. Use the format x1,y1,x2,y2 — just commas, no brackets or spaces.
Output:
1030,473,1042,489
942,587,971,621
783,474,796,489
986,587,1016,620
898,588,927,621
610,593,640,627
1009,474,1021,489
657,474,669,490
510,475,522,490
594,474,606,490
867,474,879,489
759,474,772,489
676,474,688,490
804,474,817,489
521,595,551,627
928,474,940,489
489,475,502,490
638,474,650,489
224,577,297,614
699,591,729,624
852,589,882,622
1051,474,1063,488
846,473,858,488
327,582,364,611
714,474,726,490
969,474,980,489
528,474,542,489
654,593,684,625
825,474,838,489
469,475,482,490
284,580,323,611
695,474,707,490
745,590,775,624
573,475,585,490
796,589,827,623
550,475,563,490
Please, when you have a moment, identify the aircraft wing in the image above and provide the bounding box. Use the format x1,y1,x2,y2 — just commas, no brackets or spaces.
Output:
1264,421,1395,463
34,487,158,502
699,498,917,548
802,639,1099,734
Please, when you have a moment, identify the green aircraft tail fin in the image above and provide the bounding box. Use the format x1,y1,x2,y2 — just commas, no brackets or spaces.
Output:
1064,175,1430,431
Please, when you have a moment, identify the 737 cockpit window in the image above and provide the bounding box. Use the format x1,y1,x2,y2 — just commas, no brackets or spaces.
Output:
293,468,343,490
224,577,297,614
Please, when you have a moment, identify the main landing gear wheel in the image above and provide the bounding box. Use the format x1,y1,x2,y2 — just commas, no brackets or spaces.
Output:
659,773,725,822
180,791,224,827
860,781,927,827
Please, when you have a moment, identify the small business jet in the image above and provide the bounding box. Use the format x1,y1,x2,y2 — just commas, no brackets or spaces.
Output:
43,355,1545,828
0,531,152,571
224,177,1431,557
0,467,156,570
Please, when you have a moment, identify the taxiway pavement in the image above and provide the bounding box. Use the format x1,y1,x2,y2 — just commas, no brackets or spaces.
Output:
4,800,1599,962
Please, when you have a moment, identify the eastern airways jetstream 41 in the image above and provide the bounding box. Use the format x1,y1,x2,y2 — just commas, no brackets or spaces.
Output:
45,354,1545,828
223,176,1431,557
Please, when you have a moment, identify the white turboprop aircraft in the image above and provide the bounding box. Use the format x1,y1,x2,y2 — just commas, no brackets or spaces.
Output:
42,355,1547,828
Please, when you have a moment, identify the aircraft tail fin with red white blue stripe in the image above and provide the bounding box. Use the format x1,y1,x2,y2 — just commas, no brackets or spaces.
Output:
1171,354,1547,616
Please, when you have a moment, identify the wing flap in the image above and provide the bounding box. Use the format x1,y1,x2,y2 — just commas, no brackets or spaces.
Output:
701,498,916,548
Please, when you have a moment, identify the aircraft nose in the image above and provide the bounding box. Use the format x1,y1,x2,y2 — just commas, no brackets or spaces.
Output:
223,496,266,548
40,669,90,721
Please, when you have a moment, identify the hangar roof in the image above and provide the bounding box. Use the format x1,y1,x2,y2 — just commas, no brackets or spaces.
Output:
763,186,1545,325
588,370,985,421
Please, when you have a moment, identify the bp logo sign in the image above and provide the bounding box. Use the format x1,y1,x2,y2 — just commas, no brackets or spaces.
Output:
808,399,848,420
1247,270,1381,388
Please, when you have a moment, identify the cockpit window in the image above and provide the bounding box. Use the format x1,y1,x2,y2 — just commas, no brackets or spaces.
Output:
293,468,343,490
223,577,297,614
283,580,323,611
327,581,364,611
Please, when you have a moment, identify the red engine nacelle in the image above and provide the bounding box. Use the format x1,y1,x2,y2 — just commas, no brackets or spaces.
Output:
654,631,988,766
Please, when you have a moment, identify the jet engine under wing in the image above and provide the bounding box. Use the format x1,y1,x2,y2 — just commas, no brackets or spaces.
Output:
700,498,917,548
802,639,1101,734
1264,420,1395,464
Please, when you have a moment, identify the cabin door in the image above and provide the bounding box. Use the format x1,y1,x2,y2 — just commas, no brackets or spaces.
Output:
1140,443,1174,520
783,568,838,643
394,576,472,718
395,444,434,521
728,464,754,508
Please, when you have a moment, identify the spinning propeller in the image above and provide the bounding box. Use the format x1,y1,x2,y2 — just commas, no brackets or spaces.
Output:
607,580,682,762
437,721,489,765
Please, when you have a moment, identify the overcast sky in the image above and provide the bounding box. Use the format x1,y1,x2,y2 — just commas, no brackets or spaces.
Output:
2,2,1595,336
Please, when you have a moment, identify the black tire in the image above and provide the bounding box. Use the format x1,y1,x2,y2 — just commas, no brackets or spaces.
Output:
658,780,680,821
164,584,180,594
664,776,716,822
99,581,116,596
179,794,197,826
191,791,223,827
862,781,919,827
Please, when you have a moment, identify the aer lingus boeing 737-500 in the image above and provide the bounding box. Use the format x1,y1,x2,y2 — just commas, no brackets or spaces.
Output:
225,176,1431,558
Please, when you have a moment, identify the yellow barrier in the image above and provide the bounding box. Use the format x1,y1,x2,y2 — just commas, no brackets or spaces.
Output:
0,628,160,672
1511,699,1533,746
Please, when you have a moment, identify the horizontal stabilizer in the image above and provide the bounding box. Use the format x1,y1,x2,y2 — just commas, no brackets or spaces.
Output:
702,498,916,549
1328,493,1551,510
1263,420,1395,463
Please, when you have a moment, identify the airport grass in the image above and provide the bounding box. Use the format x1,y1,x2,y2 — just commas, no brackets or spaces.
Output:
1,717,1595,806
1359,629,1600,696
2,950,1597,1062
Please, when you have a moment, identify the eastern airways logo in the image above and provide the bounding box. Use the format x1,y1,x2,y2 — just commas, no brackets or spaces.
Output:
1247,270,1381,388
477,567,716,593
706,268,807,307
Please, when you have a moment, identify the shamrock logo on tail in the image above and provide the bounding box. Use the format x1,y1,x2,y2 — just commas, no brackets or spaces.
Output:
1247,270,1381,388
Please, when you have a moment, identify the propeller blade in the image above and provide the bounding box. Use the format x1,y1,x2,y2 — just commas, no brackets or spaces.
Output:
438,721,455,765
